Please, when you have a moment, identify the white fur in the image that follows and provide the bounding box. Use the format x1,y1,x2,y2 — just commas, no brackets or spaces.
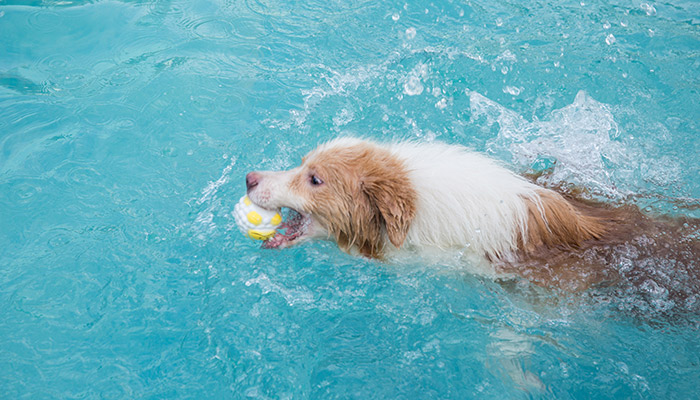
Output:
387,141,539,260
249,138,546,265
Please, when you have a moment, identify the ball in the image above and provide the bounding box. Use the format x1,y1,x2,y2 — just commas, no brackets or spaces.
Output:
233,195,282,241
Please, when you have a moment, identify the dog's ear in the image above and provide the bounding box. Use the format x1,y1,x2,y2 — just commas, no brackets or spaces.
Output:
361,176,416,248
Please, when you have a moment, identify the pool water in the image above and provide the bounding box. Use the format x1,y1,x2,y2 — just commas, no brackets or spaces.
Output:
1,0,699,398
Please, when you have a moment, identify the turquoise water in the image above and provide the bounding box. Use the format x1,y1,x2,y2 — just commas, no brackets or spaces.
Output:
2,0,700,398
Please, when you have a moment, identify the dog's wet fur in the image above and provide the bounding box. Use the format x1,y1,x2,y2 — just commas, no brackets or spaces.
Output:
246,138,700,317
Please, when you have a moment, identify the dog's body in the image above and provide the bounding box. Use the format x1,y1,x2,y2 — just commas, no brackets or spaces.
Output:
246,137,699,291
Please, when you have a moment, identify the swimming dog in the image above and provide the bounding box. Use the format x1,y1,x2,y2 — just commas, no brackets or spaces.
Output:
245,137,700,292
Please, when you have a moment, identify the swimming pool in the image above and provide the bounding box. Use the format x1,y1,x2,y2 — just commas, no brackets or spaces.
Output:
1,0,699,397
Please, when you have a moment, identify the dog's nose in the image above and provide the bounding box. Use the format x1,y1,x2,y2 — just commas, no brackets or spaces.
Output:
246,172,261,191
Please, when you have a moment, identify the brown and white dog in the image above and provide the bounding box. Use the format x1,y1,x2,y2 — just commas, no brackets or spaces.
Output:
245,137,699,291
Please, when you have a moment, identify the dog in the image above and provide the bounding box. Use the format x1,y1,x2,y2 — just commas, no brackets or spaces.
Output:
245,137,700,293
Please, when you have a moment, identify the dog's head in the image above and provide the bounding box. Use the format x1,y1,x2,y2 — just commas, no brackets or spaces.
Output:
246,138,417,258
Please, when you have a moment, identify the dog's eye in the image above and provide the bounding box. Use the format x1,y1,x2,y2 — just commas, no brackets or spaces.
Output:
309,174,324,186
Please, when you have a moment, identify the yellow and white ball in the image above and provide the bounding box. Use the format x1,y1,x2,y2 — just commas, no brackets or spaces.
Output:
233,195,282,240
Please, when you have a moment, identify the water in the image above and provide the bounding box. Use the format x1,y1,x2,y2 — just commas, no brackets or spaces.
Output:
1,0,699,398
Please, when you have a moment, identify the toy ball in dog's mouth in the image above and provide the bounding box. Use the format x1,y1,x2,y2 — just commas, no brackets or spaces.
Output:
233,195,281,240
233,195,310,247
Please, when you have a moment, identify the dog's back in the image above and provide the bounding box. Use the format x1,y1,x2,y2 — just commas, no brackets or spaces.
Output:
499,191,700,308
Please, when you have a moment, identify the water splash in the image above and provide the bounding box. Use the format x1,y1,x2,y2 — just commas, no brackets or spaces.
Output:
403,62,427,96
190,156,237,240
195,156,236,206
472,89,633,199
275,60,394,130
245,273,315,307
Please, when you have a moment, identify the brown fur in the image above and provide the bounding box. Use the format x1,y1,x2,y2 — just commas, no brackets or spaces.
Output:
500,190,700,293
519,189,607,253
291,142,416,258
277,141,699,306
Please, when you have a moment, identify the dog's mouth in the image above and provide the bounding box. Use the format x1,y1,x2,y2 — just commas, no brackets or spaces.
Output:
261,208,312,249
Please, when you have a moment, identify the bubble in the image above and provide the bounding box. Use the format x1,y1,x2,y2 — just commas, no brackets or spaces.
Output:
332,108,354,126
605,34,616,45
403,76,424,96
603,22,611,29
503,86,521,96
405,27,417,40
498,50,517,62
640,3,657,16
162,146,178,157
392,13,400,21
403,63,427,96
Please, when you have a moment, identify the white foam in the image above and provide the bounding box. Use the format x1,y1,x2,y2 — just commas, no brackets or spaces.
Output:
245,273,314,306
405,27,417,40
403,75,424,96
403,62,428,96
189,157,237,240
275,60,395,130
196,157,236,206
641,3,657,16
503,86,521,96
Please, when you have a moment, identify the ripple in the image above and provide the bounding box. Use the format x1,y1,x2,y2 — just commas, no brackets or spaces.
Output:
90,59,117,75
55,68,89,92
0,177,44,211
26,9,62,34
46,228,78,249
112,117,136,131
183,58,223,78
37,53,73,72
108,68,138,87
67,166,102,186
80,103,127,126
189,91,218,115
194,20,233,39
110,188,143,205
122,206,152,219
143,176,181,199
185,18,234,39
13,180,41,202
